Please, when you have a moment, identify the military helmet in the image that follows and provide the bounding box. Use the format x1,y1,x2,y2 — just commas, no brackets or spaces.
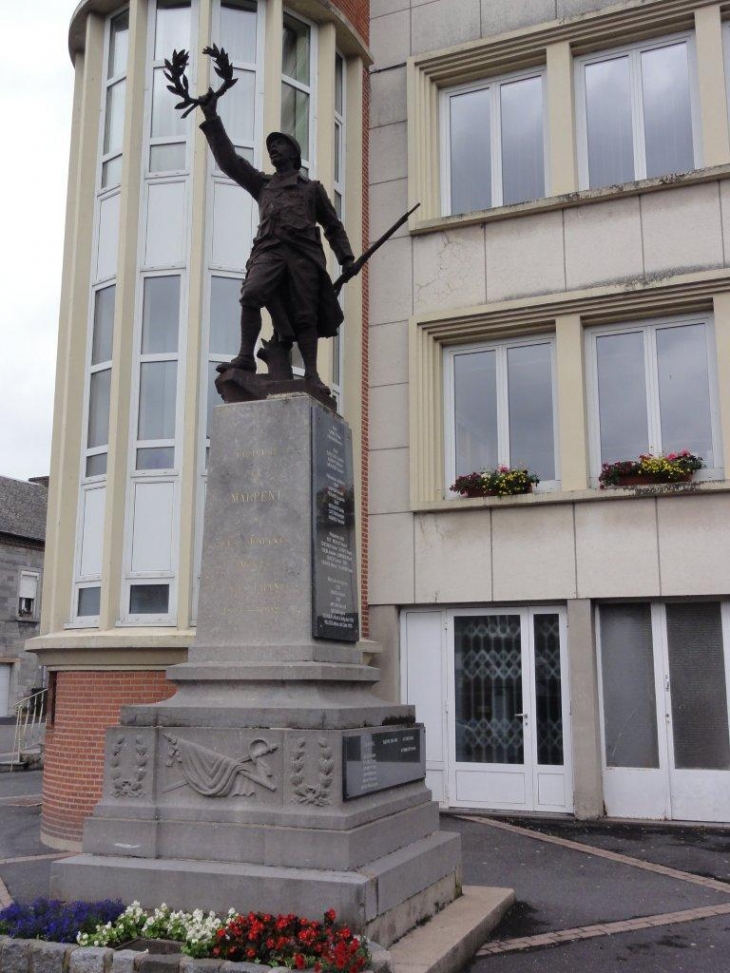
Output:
266,131,303,171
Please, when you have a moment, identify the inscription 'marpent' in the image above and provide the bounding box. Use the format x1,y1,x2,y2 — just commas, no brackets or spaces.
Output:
231,490,281,503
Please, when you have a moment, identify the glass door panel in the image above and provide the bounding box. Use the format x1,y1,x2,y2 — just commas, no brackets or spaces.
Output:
454,615,524,765
533,614,563,766
666,603,730,772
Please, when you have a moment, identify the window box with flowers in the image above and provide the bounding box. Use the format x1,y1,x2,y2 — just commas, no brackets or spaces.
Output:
599,452,704,489
451,467,540,498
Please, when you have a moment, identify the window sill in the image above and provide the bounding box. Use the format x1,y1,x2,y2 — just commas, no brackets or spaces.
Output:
411,163,730,236
415,477,730,513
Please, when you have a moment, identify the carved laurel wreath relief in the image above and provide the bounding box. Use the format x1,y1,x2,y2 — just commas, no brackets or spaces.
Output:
290,738,334,806
110,735,148,798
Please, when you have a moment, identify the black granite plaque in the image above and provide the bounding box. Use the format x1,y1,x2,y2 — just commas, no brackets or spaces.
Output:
343,727,425,800
311,407,359,641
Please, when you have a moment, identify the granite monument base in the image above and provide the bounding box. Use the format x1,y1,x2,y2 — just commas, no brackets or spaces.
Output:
51,396,462,944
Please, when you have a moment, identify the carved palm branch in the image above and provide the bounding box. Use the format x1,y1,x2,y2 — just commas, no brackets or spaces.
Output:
164,45,239,119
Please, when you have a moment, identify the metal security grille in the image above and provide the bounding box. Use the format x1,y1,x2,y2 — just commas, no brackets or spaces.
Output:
534,614,564,766
454,615,524,764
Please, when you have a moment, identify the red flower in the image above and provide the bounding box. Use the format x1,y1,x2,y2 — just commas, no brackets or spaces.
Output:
294,954,306,969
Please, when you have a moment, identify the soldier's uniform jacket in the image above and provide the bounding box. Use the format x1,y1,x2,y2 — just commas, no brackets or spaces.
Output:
200,116,354,336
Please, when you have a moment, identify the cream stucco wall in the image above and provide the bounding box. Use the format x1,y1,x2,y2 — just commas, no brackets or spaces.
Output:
368,0,730,814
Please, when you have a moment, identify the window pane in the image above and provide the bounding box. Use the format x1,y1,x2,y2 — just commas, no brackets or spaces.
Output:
102,154,123,188
152,68,186,138
585,56,634,189
507,342,555,479
220,1,257,63
92,285,115,365
454,350,498,477
130,584,170,614
281,83,309,158
136,446,175,470
142,276,180,354
600,604,659,769
210,276,242,354
108,10,129,78
666,603,730,771
138,361,177,440
149,142,186,172
86,453,107,477
534,615,564,766
88,368,111,449
78,586,101,617
218,68,256,144
334,119,342,183
454,615,524,765
656,324,713,464
155,0,190,60
335,54,344,115
104,79,126,156
282,15,310,84
641,43,694,179
596,331,649,463
449,88,491,215
501,76,545,206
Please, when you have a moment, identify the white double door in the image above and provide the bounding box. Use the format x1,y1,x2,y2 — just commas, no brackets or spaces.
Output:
402,607,572,812
598,602,730,822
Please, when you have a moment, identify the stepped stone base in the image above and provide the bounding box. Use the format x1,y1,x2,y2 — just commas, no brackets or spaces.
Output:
52,831,462,947
51,397,464,944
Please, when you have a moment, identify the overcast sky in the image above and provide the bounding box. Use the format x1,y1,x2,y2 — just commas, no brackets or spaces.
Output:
0,1,79,482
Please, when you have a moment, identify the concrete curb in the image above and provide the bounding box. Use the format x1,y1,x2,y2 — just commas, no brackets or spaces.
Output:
388,886,515,973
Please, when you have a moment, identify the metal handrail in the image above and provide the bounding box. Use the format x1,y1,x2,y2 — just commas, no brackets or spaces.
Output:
12,689,47,768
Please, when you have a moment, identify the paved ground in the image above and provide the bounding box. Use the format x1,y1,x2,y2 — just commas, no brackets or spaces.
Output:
1,774,729,972
444,813,730,972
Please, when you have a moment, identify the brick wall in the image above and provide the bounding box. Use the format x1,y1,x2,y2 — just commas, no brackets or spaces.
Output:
331,0,369,43
41,670,176,846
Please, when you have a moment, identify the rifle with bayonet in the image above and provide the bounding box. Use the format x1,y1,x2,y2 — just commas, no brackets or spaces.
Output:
333,203,421,296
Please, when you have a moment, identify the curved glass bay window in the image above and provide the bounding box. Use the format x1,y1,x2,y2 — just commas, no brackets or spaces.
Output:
150,0,192,173
282,12,315,171
63,0,362,631
72,9,129,626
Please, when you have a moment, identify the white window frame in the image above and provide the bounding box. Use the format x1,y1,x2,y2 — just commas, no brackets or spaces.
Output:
99,5,129,191
585,313,724,485
145,0,197,178
439,66,549,217
575,31,702,191
17,571,40,620
281,9,318,175
443,335,560,496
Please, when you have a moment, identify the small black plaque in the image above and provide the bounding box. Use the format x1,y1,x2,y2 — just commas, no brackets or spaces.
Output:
343,727,425,800
311,407,359,642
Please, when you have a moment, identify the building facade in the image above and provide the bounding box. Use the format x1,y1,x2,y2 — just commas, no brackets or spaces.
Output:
367,0,730,823
0,477,47,718
33,0,370,848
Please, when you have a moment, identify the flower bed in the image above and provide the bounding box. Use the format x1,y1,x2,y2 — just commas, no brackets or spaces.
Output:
0,902,372,973
451,467,540,498
599,451,703,488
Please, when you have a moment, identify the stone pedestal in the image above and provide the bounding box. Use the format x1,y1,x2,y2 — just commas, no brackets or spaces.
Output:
52,395,461,946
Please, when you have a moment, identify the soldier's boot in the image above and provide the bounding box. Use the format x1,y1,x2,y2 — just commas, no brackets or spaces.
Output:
217,306,261,373
298,333,330,394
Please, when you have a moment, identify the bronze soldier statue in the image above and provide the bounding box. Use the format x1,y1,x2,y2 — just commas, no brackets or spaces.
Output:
166,48,416,401
166,48,356,396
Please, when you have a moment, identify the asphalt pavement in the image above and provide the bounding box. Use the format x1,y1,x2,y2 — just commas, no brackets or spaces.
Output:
1,773,729,972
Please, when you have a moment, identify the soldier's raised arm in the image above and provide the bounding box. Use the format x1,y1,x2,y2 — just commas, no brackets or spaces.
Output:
199,93,266,200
